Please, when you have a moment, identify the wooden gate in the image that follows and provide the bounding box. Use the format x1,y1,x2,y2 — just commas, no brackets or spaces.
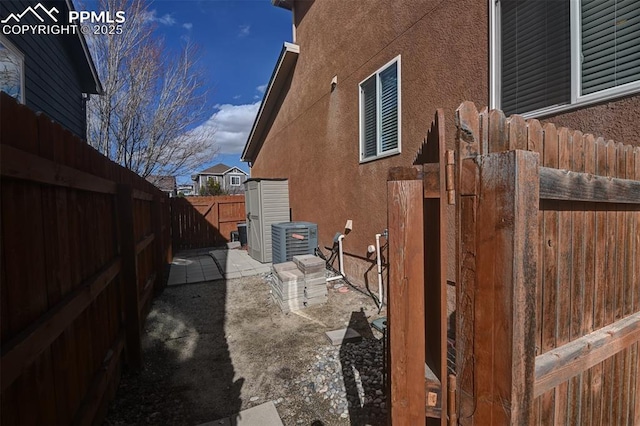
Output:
387,104,640,425
170,195,245,251
387,110,451,425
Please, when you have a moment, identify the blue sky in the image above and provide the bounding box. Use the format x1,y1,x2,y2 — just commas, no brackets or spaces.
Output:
132,0,292,183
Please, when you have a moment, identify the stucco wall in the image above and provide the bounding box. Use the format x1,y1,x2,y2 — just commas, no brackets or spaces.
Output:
250,0,640,286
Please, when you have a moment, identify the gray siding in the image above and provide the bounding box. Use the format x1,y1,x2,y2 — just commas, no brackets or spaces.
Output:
224,172,247,193
2,1,87,138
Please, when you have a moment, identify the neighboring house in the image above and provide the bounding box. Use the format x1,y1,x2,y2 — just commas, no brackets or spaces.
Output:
146,175,177,198
242,0,640,285
177,183,195,197
0,0,103,139
192,163,248,194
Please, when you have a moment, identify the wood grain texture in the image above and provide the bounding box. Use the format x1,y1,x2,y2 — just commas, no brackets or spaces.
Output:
387,179,426,425
453,103,640,426
534,312,640,397
473,150,539,425
1,94,171,424
418,110,449,425
455,103,481,426
539,167,640,203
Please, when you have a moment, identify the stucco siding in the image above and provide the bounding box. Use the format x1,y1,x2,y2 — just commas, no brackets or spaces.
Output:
250,0,639,286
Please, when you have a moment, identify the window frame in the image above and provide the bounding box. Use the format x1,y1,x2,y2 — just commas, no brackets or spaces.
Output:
230,175,241,186
490,0,640,118
358,55,401,163
0,35,25,104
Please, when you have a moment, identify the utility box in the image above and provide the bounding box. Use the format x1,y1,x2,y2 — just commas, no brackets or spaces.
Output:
244,178,290,263
271,222,318,264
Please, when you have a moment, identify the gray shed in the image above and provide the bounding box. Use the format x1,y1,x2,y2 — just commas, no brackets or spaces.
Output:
244,178,290,263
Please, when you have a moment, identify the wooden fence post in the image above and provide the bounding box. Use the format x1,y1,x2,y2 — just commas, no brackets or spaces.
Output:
387,171,426,425
151,196,164,289
117,184,142,369
472,150,539,424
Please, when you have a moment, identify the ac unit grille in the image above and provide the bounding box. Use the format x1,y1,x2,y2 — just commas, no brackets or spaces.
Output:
272,222,318,264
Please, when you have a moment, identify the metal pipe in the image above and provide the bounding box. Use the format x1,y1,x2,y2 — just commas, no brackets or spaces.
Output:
375,233,383,305
326,275,343,282
337,234,345,276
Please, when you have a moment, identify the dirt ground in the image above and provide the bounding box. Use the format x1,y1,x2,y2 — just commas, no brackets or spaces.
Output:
104,269,387,426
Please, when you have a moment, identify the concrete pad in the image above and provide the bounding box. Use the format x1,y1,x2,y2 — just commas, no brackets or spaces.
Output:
204,271,224,281
304,289,328,298
199,401,283,426
303,271,326,280
292,254,325,269
272,262,297,274
325,327,362,345
240,269,259,277
255,266,272,274
304,277,327,287
224,271,242,280
275,268,304,284
272,294,306,313
271,285,306,301
226,241,241,249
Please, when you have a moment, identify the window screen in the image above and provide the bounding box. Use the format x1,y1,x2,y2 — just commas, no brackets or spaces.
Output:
360,59,399,161
582,0,640,95
500,0,571,115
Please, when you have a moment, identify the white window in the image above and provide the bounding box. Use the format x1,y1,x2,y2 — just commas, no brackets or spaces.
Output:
491,0,640,117
230,175,241,186
0,35,25,103
359,56,401,162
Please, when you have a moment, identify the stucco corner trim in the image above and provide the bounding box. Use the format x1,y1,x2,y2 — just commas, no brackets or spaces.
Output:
241,42,299,163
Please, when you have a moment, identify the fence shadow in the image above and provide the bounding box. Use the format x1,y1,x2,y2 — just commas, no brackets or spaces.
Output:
339,309,386,426
106,202,243,424
171,196,246,253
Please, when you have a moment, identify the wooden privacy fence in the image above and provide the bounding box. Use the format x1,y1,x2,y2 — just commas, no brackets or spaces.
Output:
171,195,246,251
0,93,172,425
387,103,640,425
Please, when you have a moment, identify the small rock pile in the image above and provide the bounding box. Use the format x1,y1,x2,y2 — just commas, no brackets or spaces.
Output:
295,338,386,423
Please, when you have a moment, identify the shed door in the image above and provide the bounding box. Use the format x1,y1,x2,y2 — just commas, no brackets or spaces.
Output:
247,182,262,261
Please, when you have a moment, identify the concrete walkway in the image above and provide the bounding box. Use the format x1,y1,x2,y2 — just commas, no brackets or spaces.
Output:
167,248,271,285
210,249,271,279
199,401,284,426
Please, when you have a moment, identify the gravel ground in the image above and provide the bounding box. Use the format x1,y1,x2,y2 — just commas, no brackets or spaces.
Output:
104,265,387,426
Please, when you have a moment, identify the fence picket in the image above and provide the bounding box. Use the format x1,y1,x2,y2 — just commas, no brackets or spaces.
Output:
0,93,171,424
452,102,640,425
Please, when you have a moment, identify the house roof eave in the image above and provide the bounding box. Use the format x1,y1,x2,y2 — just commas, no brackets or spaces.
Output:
222,166,249,176
241,42,299,163
65,0,103,95
271,0,293,11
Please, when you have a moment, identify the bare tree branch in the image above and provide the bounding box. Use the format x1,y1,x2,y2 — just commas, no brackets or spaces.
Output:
86,0,217,178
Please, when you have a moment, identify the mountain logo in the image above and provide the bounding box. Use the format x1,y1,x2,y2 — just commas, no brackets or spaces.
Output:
1,3,60,24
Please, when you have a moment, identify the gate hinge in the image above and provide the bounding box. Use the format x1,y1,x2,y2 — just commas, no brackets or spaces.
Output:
445,150,455,205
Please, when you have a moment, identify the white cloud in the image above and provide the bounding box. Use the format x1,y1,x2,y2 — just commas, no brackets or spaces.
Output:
142,10,176,26
238,24,250,37
256,84,267,94
158,13,176,25
233,95,242,100
183,22,193,30
186,103,260,155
